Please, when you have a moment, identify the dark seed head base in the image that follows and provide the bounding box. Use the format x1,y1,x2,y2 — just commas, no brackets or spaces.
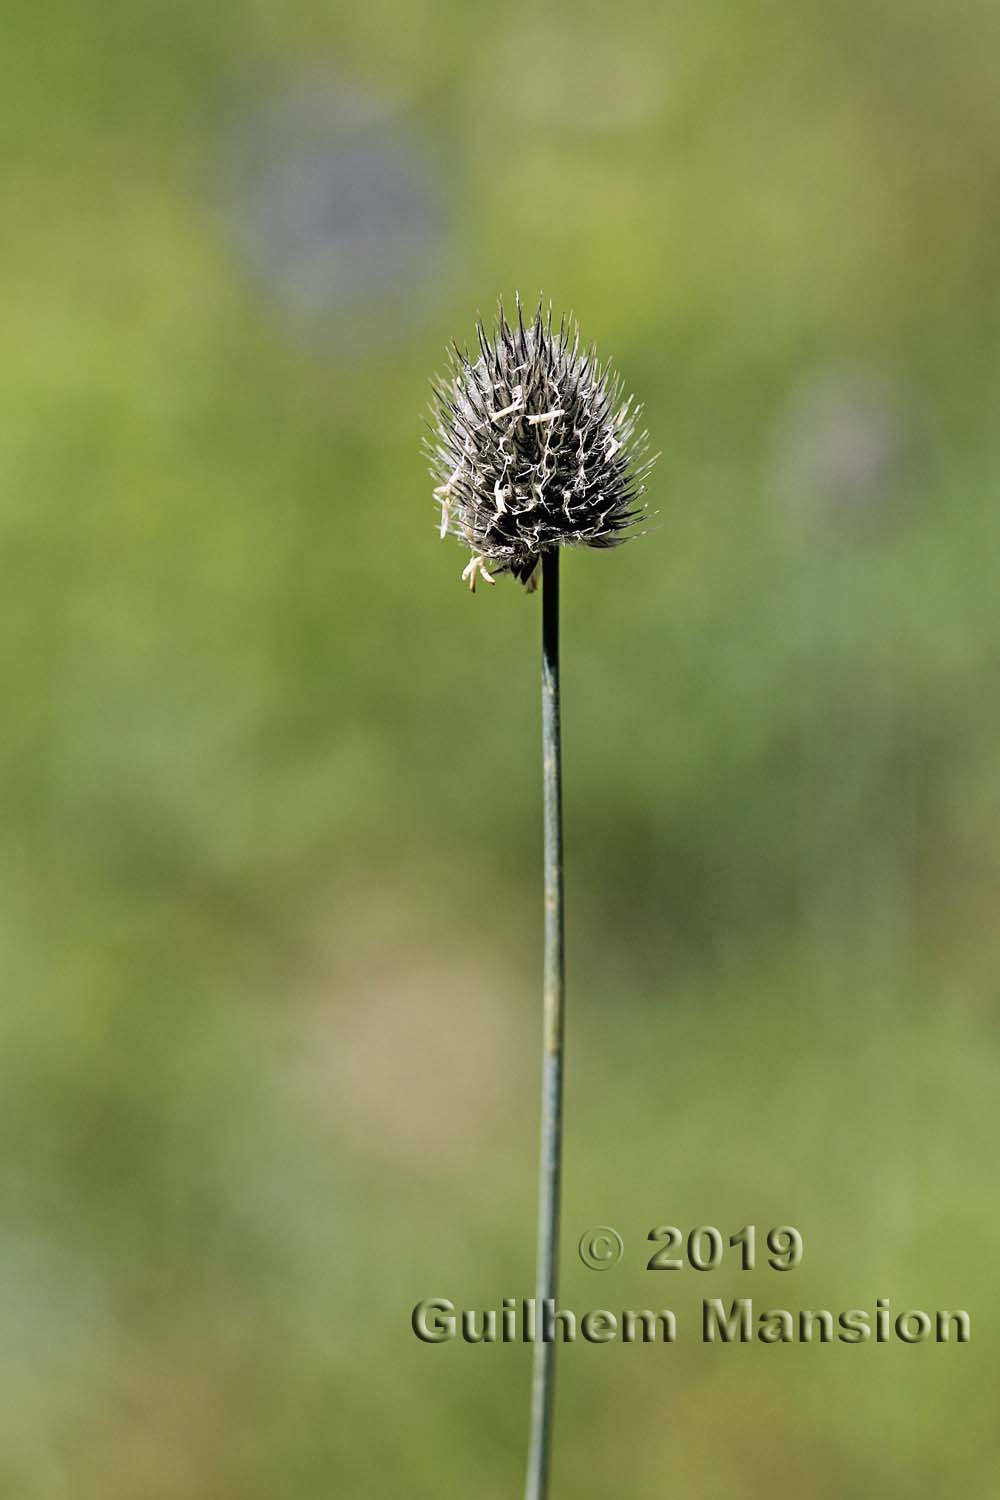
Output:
427,297,654,590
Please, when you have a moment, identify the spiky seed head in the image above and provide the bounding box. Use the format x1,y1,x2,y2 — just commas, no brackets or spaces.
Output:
426,296,654,590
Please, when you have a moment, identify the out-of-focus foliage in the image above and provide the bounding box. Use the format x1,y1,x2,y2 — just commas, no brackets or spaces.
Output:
2,1,999,1494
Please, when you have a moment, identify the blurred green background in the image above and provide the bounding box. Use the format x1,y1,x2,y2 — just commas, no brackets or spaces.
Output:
3,0,999,1494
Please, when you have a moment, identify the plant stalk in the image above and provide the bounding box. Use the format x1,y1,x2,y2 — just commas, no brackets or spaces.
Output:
524,548,565,1500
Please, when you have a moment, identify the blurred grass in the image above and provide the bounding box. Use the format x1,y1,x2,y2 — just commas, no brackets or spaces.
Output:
2,0,1000,1494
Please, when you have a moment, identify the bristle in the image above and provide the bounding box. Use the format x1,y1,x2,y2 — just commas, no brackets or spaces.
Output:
427,297,654,588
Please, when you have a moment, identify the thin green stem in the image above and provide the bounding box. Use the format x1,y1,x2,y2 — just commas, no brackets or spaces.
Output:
524,549,565,1500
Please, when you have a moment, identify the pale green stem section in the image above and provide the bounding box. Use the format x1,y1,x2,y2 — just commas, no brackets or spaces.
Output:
524,549,565,1500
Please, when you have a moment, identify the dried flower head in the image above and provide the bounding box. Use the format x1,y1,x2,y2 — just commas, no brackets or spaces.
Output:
427,296,654,590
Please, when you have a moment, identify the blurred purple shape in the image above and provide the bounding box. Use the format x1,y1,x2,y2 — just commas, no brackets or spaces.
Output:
772,364,910,530
222,77,448,347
